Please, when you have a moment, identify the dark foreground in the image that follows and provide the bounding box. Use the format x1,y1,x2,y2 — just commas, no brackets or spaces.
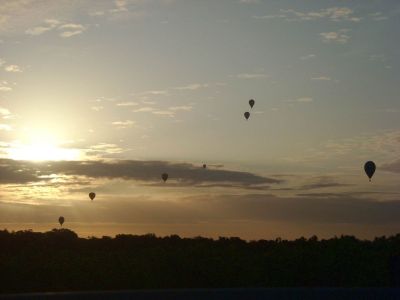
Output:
2,289,400,300
1,229,400,294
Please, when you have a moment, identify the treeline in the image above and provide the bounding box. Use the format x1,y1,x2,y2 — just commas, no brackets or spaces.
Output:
1,229,400,293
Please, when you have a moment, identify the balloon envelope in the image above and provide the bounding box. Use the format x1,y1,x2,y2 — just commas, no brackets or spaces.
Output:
244,112,250,120
364,161,376,181
249,99,255,108
89,192,96,201
58,216,64,226
162,173,168,182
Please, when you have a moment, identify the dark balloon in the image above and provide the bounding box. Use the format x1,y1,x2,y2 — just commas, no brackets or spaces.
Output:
364,161,376,182
249,99,255,109
244,112,250,120
89,192,96,201
203,164,206,169
162,173,168,182
58,216,64,226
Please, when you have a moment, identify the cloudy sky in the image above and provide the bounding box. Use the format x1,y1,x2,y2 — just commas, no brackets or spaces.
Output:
0,0,399,239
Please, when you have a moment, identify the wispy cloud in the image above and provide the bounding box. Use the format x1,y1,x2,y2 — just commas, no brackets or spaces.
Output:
152,110,175,117
320,29,350,44
4,64,22,72
25,19,60,36
369,12,388,21
111,120,135,129
0,124,11,131
252,14,285,20
289,97,313,103
234,73,268,79
174,83,209,90
300,54,315,60
281,7,360,22
116,101,138,107
311,76,331,81
0,81,12,92
58,23,86,38
85,143,125,157
169,106,193,111
25,19,86,38
133,107,155,113
239,0,259,4
91,106,104,111
0,107,11,117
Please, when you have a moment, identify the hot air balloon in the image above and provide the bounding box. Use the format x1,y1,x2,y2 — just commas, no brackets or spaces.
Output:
203,164,206,169
162,173,168,182
364,161,376,182
58,216,65,227
89,192,96,201
244,112,250,120
249,99,255,109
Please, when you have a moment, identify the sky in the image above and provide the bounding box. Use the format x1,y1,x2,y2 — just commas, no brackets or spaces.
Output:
0,0,400,240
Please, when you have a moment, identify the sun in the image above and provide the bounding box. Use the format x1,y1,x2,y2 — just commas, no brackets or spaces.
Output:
7,132,81,161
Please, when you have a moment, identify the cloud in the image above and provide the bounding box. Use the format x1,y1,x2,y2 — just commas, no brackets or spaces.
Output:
152,110,175,117
298,176,352,190
86,143,125,157
252,14,285,20
174,83,209,90
116,102,138,107
0,107,11,116
285,130,400,164
234,73,268,79
0,58,5,66
89,11,105,17
91,106,104,111
4,64,22,72
381,160,400,174
111,120,135,129
320,29,350,44
25,19,85,38
300,54,315,60
58,23,84,30
58,23,86,38
0,81,12,92
138,90,168,96
133,107,155,113
239,0,259,3
281,7,360,22
25,18,60,35
169,106,193,111
289,97,313,103
311,76,331,81
0,159,282,188
369,12,388,21
0,124,11,131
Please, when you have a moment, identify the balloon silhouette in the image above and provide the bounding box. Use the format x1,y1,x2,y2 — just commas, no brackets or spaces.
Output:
249,99,255,109
203,164,206,169
364,161,376,182
162,173,168,182
244,112,250,120
58,216,65,226
89,192,96,201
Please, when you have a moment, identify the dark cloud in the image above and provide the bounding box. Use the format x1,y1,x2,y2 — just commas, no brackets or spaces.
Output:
381,160,400,173
300,182,351,190
298,176,352,190
213,193,400,225
0,159,281,188
1,192,400,226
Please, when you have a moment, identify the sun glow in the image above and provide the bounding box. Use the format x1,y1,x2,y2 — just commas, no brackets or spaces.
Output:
7,131,81,161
